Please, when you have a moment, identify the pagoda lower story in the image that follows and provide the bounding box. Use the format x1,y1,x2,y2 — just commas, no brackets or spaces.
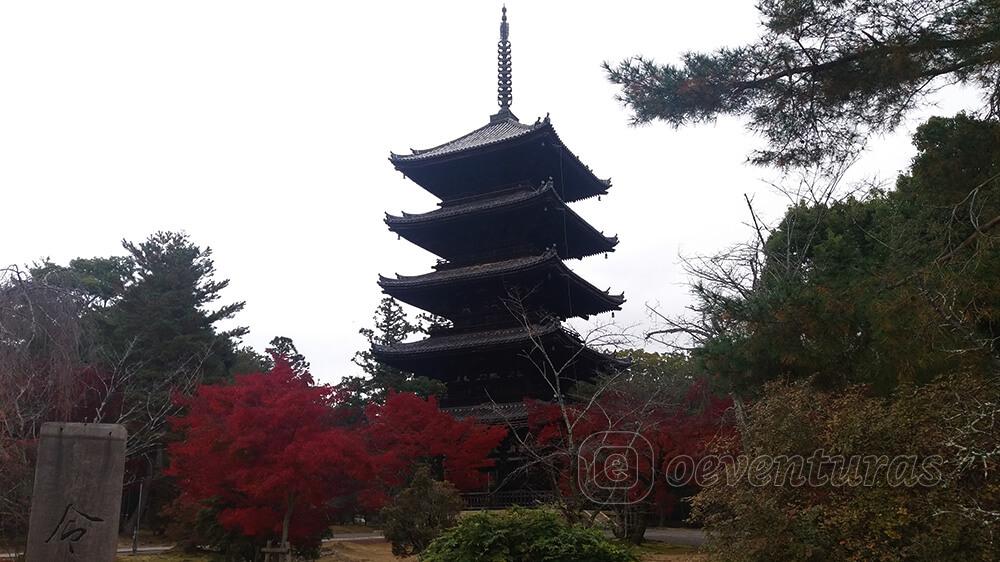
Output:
374,320,620,407
372,7,625,504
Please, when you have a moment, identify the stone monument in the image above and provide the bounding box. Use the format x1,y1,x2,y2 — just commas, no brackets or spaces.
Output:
25,422,127,562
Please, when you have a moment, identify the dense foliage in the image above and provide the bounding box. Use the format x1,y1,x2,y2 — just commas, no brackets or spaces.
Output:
167,359,370,552
361,392,507,508
653,113,1000,558
36,231,247,391
679,114,1000,394
693,377,1000,561
526,359,733,543
420,509,637,562
167,362,505,558
380,465,464,556
610,3,1000,547
2,232,250,540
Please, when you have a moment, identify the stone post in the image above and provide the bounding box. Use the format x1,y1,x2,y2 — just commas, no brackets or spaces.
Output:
25,422,127,562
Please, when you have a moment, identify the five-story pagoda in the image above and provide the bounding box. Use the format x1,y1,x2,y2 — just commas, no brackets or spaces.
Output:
374,7,624,425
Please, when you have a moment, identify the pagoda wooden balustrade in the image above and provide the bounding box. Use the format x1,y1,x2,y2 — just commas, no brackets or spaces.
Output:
461,490,556,509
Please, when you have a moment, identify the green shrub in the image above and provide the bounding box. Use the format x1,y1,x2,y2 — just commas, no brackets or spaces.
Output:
381,465,464,556
692,376,1000,562
420,508,637,562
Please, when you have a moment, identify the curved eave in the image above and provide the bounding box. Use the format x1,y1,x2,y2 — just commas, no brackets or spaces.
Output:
379,250,559,288
372,323,625,365
385,183,620,257
556,195,619,254
389,119,610,201
372,322,563,358
372,327,629,375
384,185,547,226
377,251,625,315
542,122,612,193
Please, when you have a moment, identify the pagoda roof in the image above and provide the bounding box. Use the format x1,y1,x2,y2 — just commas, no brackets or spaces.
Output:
389,184,546,223
371,322,629,391
385,182,618,262
372,322,624,368
389,116,610,203
375,322,559,356
378,249,624,321
381,251,552,287
392,117,543,162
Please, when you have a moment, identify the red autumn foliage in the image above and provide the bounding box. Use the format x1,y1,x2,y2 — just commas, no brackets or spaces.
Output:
166,359,371,545
526,378,733,515
167,361,506,547
359,392,507,509
655,379,734,465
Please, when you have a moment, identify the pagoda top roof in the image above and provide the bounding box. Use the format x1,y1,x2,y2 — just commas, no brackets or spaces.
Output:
388,115,611,203
391,116,543,163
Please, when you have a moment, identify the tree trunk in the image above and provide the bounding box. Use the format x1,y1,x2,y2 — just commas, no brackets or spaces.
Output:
612,506,647,545
625,510,647,545
124,456,155,535
281,495,295,547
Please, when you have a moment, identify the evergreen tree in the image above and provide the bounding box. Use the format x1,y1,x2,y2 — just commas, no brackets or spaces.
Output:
266,336,310,375
103,231,247,388
28,231,248,535
32,232,247,388
340,297,446,405
32,255,132,309
605,0,1000,168
667,114,1000,393
232,345,271,376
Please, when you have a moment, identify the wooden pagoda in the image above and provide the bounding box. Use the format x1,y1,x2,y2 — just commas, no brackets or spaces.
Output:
374,7,624,427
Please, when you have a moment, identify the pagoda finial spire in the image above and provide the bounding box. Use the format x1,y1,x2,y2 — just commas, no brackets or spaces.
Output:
492,5,515,122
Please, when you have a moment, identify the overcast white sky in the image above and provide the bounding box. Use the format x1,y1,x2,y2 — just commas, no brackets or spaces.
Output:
0,2,980,383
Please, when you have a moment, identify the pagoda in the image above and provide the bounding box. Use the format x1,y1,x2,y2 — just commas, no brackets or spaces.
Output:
374,8,624,425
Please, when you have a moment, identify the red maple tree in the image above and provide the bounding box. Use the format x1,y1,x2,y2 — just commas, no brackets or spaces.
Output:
525,378,733,527
166,358,371,547
167,361,507,549
359,392,507,509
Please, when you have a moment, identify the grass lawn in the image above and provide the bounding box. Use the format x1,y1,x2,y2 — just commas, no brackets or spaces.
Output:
113,542,412,562
320,541,413,561
116,554,219,562
116,540,705,561
634,542,708,561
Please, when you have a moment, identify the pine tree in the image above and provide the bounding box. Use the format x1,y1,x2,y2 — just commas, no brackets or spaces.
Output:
340,297,446,406
101,231,247,389
265,336,310,375
605,0,1000,169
